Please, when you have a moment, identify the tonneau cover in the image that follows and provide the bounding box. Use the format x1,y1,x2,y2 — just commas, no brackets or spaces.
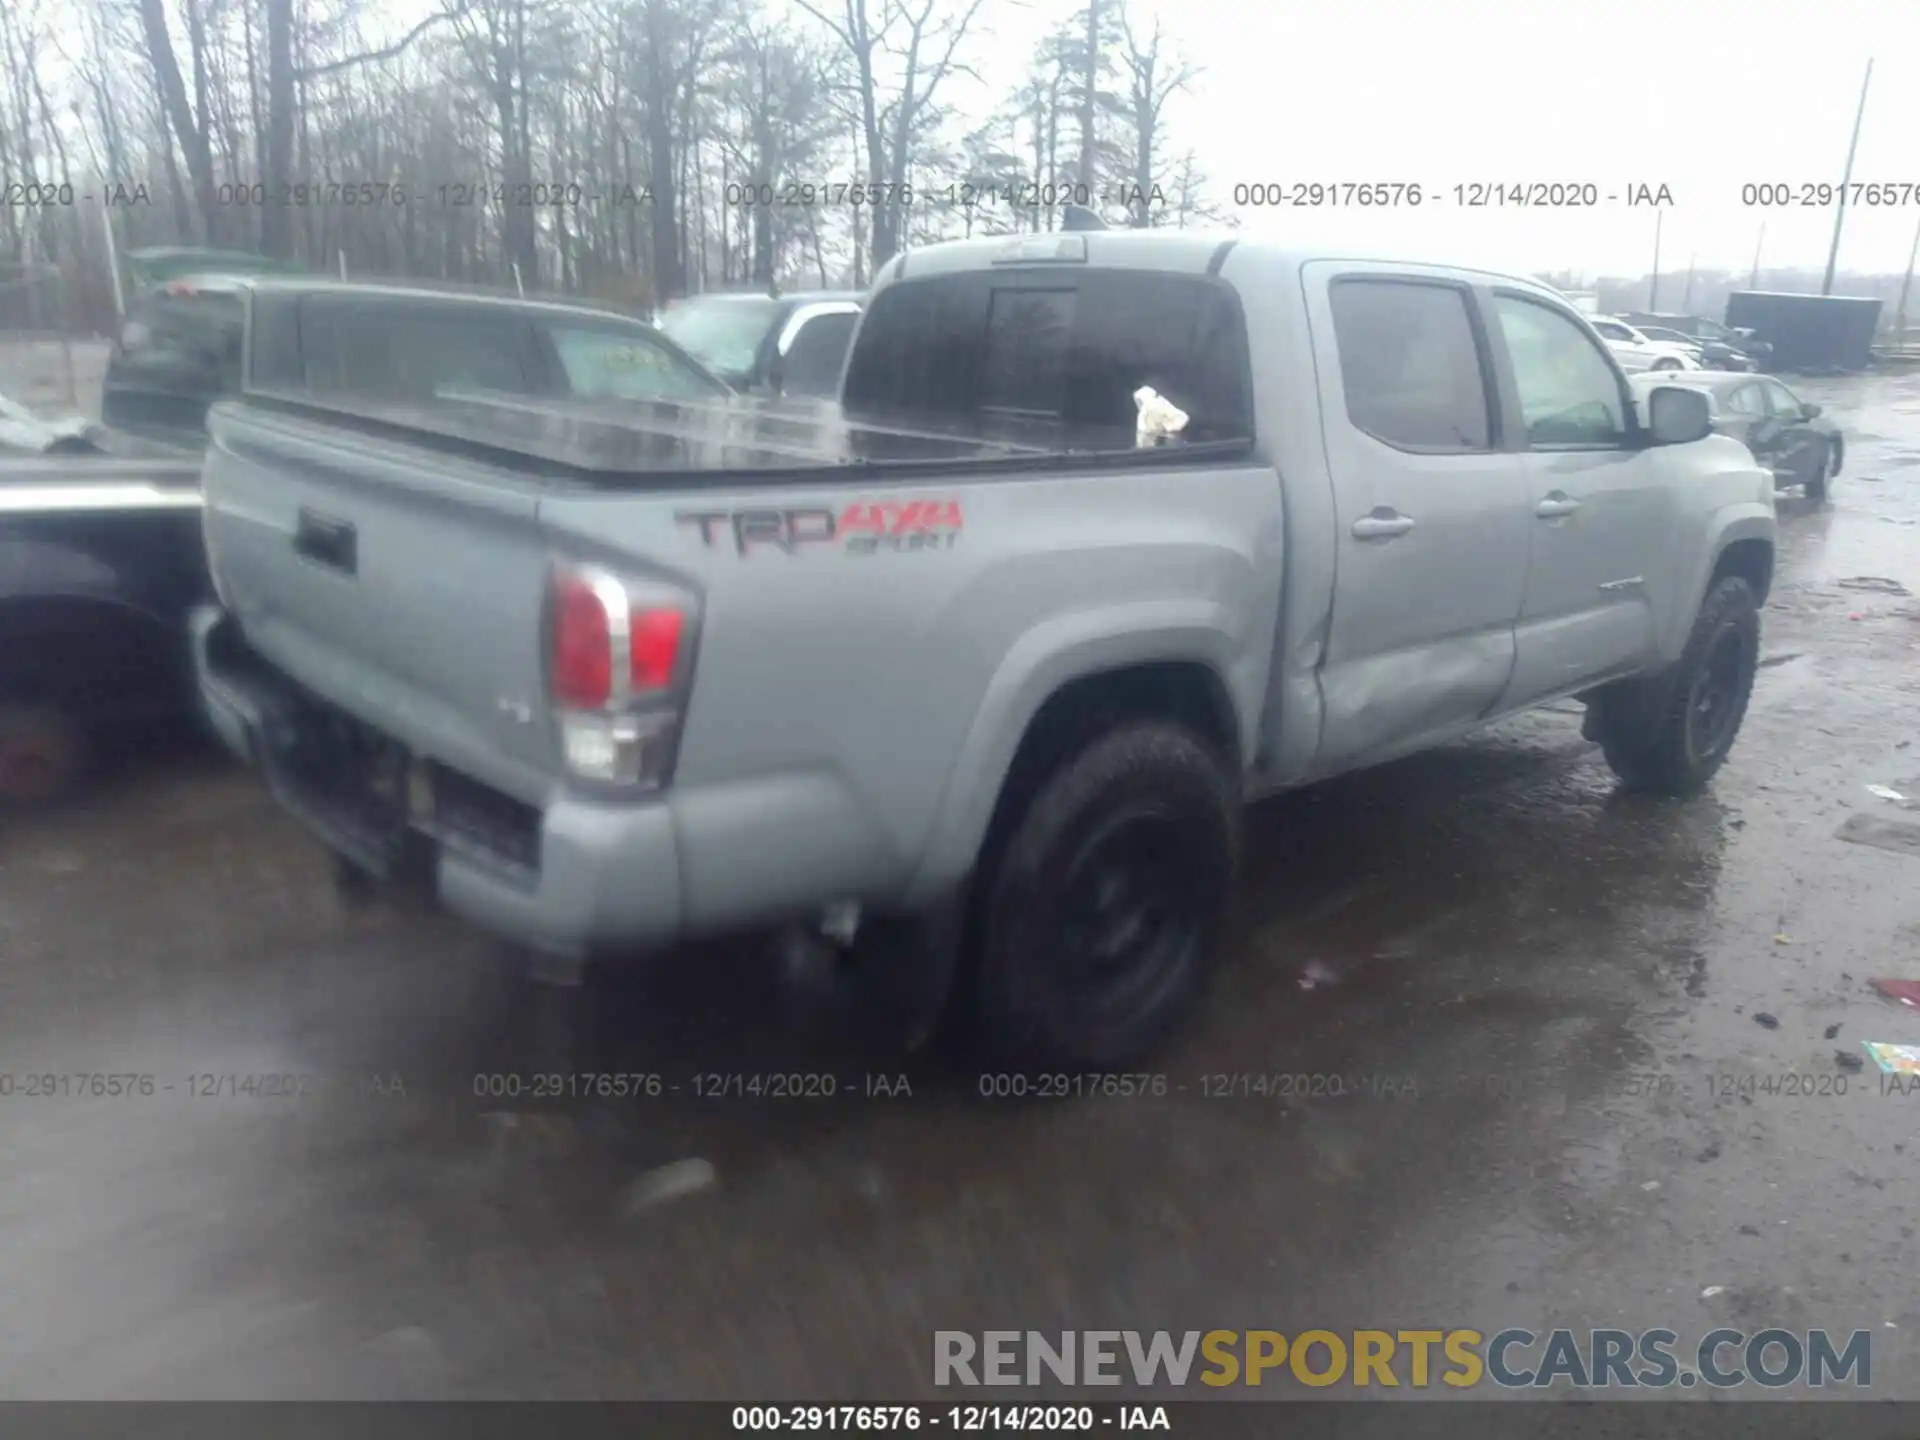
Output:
231,387,1226,487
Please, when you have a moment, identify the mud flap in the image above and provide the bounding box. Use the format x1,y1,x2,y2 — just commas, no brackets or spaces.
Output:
1582,666,1682,747
846,892,968,1054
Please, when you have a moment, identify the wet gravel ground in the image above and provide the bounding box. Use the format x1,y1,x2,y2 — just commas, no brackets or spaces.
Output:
4,370,1920,1404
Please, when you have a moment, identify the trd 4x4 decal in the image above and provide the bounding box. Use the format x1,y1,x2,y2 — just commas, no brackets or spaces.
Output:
677,499,963,556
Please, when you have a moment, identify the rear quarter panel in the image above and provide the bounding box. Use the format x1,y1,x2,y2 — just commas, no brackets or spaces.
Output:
539,463,1285,913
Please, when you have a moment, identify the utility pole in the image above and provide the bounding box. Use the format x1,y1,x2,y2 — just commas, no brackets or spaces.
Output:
1822,58,1873,296
1897,211,1920,348
1682,253,1697,311
1648,209,1663,311
1750,222,1765,290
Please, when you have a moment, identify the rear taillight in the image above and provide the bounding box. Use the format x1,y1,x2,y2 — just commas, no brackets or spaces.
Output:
551,574,616,708
547,566,695,788
629,607,685,691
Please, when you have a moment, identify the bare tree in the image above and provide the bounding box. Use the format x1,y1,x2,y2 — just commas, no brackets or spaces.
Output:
1165,149,1231,230
136,0,228,243
260,0,296,256
20,0,1222,332
1075,0,1097,189
795,0,988,269
451,0,543,285
1115,5,1193,227
716,21,836,286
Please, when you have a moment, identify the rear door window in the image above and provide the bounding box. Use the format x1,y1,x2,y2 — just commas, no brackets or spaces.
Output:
842,269,1251,442
1328,278,1492,452
300,299,530,402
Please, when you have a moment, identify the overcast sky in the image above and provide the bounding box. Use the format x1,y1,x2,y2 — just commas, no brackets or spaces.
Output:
962,0,1914,281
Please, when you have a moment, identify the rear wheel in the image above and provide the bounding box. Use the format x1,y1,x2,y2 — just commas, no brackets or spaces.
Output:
1651,357,1683,372
1587,576,1760,796
965,720,1239,1071
0,703,88,809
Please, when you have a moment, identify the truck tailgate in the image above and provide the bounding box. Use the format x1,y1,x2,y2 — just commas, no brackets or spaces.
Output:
203,403,560,801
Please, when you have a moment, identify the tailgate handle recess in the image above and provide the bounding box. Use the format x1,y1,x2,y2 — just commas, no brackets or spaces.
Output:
294,508,357,575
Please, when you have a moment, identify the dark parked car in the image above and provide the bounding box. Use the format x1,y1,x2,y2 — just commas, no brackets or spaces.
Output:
1,453,206,805
656,290,864,396
1634,370,1842,500
1634,324,1710,358
103,277,732,444
1620,312,1771,371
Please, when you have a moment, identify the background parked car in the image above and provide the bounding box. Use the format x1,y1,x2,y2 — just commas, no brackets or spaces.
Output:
1590,316,1701,372
1637,325,1756,373
1621,312,1772,371
1634,370,1842,500
120,245,306,294
656,290,864,396
0,454,206,806
102,277,732,445
1633,324,1710,361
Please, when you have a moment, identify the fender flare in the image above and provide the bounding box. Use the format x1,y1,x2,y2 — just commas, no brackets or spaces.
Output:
899,599,1254,906
1660,505,1774,661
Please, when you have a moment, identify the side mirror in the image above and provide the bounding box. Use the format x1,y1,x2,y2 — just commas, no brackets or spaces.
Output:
1801,402,1822,420
1646,385,1713,446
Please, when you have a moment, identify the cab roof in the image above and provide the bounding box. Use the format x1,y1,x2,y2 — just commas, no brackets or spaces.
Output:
875,230,1569,300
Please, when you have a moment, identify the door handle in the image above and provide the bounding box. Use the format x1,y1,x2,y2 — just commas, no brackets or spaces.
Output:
1535,494,1583,519
1351,509,1415,540
294,507,357,574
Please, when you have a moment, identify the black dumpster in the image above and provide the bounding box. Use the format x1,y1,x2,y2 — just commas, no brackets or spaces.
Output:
1723,291,1882,373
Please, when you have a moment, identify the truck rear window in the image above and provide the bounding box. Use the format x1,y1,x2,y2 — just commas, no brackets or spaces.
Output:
843,269,1252,444
298,299,528,401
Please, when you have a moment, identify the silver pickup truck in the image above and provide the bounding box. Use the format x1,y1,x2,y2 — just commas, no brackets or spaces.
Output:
192,232,1776,1067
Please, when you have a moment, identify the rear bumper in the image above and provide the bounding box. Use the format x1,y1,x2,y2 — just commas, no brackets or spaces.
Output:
192,605,685,959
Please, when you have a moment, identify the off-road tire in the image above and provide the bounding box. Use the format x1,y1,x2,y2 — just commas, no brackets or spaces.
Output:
1587,575,1760,796
965,720,1239,1071
0,702,88,809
